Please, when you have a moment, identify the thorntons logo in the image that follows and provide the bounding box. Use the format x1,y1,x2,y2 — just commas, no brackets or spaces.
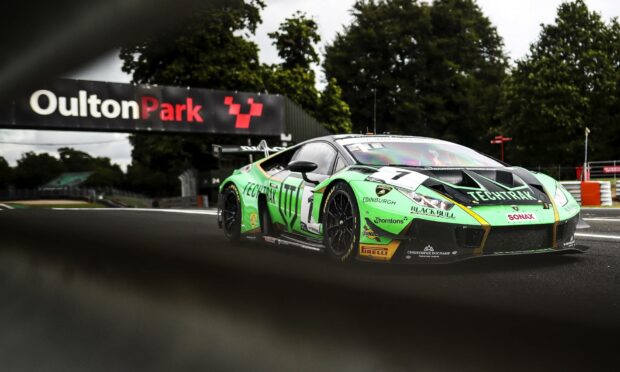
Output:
29,89,204,122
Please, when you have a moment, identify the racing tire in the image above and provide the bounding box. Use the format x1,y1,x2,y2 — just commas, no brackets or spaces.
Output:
323,182,360,262
222,184,242,242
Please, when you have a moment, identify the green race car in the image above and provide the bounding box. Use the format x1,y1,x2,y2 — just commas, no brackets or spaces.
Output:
217,135,587,263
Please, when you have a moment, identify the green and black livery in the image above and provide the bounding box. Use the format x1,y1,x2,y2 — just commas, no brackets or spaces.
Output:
218,135,588,263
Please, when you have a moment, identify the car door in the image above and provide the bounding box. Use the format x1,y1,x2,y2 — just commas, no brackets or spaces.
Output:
285,142,338,237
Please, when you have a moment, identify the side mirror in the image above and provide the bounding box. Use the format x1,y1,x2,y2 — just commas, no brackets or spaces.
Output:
288,160,318,173
288,160,319,185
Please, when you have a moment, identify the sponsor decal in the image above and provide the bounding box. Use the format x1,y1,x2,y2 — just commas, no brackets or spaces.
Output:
410,205,455,219
363,225,381,242
361,246,388,257
603,166,620,174
373,216,407,225
406,245,457,259
363,196,396,205
467,190,536,202
242,182,277,203
375,185,393,197
506,212,537,222
249,212,258,228
563,235,576,248
511,205,519,211
278,181,300,231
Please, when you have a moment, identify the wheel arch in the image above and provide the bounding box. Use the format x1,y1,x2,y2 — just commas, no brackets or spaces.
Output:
317,178,359,223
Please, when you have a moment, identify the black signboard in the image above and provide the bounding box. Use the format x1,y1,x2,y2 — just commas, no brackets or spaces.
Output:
0,79,285,136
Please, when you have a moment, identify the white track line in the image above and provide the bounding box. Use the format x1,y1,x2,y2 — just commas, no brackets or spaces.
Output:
575,233,620,241
52,208,218,215
583,218,620,222
0,203,14,210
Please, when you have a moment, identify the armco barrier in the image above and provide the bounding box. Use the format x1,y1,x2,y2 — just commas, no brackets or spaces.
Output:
560,181,581,204
600,181,612,206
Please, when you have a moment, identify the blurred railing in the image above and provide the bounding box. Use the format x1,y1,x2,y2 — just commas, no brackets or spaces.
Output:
588,160,620,181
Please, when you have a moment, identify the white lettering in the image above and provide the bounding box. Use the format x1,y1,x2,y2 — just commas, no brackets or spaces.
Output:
58,96,79,116
101,99,121,118
29,90,57,115
121,100,139,119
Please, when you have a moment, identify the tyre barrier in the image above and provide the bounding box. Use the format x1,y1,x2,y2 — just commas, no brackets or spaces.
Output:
560,181,581,204
560,181,612,206
617,180,620,200
600,181,612,206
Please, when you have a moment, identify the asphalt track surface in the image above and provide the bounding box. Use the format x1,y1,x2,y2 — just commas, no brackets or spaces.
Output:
0,208,619,371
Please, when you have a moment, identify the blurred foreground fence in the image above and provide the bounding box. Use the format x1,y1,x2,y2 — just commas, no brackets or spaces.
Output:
0,188,152,208
0,188,212,209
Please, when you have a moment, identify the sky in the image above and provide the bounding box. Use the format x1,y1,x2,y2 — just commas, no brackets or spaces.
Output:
2,0,620,171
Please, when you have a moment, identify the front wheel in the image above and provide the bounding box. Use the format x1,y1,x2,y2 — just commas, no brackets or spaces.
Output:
323,183,360,262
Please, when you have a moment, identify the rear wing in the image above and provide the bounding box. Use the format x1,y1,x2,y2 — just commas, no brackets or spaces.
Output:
213,140,287,158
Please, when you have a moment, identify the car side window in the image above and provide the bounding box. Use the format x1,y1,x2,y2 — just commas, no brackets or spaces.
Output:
334,156,348,173
260,148,296,176
292,142,337,175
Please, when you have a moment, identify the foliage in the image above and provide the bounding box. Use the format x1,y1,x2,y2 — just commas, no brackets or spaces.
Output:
266,11,352,133
324,0,507,148
269,11,321,70
13,152,64,188
120,1,266,196
317,78,353,133
120,0,265,90
264,65,320,117
8,149,124,189
500,0,620,165
0,156,12,189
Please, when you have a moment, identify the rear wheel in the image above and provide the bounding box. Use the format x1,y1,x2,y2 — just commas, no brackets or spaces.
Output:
222,185,241,242
323,183,360,262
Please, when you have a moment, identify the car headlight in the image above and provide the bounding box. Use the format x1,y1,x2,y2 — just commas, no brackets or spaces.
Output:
397,188,455,211
553,184,568,207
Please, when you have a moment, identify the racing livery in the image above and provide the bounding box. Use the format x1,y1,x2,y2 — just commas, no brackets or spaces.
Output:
218,135,587,263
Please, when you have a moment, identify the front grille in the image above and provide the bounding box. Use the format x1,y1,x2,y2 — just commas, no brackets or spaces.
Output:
484,224,553,253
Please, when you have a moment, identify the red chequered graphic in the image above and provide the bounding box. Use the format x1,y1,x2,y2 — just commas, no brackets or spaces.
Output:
224,96,264,129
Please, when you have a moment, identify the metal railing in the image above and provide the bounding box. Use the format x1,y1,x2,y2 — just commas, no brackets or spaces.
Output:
588,160,620,181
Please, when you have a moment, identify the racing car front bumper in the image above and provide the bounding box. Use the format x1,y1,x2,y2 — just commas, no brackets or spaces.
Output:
365,214,587,263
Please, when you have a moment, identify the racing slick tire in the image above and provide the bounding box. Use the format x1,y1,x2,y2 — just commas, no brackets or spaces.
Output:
222,184,242,242
323,182,360,262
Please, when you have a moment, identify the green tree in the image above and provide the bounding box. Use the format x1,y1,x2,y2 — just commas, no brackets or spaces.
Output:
13,152,63,188
0,156,12,189
264,65,320,116
269,11,321,70
266,11,351,133
119,1,266,196
57,148,124,188
501,0,620,165
317,78,353,133
324,0,507,148
120,0,265,90
265,12,321,116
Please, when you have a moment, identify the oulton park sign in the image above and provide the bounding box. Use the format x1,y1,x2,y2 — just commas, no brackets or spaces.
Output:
0,79,285,136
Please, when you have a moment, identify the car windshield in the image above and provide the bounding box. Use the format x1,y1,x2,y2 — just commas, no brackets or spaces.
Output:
338,137,503,167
